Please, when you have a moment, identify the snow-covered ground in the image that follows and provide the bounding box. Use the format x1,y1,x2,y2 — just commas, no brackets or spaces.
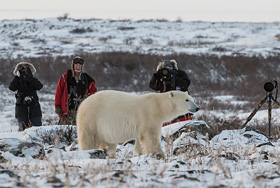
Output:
0,18,280,58
1,18,280,187
1,83,280,187
0,85,58,132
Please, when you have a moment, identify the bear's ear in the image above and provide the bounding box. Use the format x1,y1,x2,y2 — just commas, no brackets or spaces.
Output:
185,91,189,95
170,92,174,98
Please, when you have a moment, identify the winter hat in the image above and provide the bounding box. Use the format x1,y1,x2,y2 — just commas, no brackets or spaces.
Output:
163,60,173,69
71,56,85,75
13,62,36,77
156,59,179,71
169,59,178,70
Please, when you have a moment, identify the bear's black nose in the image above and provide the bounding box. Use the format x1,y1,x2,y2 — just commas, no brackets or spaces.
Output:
196,107,200,111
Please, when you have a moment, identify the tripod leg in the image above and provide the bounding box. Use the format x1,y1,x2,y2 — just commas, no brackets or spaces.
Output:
242,95,268,128
268,95,272,137
271,96,280,108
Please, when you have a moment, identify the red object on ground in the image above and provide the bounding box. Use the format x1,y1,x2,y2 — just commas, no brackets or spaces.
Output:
162,114,192,127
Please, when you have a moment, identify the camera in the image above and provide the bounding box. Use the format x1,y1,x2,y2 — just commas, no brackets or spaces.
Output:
19,67,32,79
15,92,33,106
264,80,278,92
23,96,33,106
159,68,176,81
160,68,170,77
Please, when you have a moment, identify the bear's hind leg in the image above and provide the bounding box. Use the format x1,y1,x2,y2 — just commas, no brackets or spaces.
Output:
79,133,100,150
135,139,143,155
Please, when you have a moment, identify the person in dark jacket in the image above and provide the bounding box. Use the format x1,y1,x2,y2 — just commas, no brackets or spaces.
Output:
150,59,190,92
55,56,97,125
9,62,43,131
149,59,192,126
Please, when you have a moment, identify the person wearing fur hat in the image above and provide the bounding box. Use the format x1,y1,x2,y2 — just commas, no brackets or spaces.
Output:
55,56,97,125
9,62,43,131
149,59,191,126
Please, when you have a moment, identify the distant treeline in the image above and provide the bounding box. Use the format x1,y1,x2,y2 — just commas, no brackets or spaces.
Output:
1,52,280,98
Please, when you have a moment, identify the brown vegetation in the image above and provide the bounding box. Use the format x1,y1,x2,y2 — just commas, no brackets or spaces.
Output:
1,52,280,136
1,52,280,97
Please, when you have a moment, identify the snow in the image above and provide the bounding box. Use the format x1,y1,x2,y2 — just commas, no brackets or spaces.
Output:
1,18,280,187
1,82,280,187
0,18,280,59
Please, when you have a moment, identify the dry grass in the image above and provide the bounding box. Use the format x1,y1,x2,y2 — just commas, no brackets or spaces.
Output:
1,125,280,187
1,52,280,187
1,53,280,96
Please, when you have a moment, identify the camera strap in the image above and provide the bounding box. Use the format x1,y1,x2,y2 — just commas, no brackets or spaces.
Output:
171,75,176,90
27,106,30,119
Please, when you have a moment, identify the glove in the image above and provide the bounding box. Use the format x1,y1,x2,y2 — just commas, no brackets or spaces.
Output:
155,69,162,77
55,107,63,116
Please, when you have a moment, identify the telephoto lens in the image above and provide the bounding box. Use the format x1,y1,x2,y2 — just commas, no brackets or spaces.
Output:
160,68,169,76
264,80,277,92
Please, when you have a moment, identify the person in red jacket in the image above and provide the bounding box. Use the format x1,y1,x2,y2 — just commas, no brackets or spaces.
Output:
55,56,97,125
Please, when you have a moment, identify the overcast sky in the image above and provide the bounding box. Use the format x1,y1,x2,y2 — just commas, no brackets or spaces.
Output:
1,0,279,22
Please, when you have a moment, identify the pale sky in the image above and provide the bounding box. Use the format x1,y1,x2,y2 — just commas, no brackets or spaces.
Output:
1,0,280,22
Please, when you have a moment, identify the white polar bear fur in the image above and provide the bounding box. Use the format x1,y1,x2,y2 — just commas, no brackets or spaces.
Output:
77,90,199,158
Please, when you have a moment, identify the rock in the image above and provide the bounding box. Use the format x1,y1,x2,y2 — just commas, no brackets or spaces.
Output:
183,121,214,139
162,120,214,142
173,143,201,155
47,176,64,187
0,169,19,179
0,152,8,163
211,127,272,148
242,127,272,145
89,149,107,159
0,138,45,159
122,139,135,146
219,152,240,161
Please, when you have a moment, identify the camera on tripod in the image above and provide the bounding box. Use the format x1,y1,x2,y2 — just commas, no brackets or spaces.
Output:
243,80,280,137
264,80,278,92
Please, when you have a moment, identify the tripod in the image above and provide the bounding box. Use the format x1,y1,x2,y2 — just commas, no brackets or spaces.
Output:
242,91,280,137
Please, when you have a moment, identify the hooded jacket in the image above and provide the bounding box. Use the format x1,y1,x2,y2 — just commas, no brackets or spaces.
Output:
9,62,43,118
55,69,97,117
149,60,190,92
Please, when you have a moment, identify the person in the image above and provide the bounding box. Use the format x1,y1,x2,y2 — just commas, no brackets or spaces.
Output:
55,56,97,125
9,62,43,131
149,59,191,126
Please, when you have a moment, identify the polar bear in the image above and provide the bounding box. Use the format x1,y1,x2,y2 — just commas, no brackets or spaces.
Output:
77,90,199,158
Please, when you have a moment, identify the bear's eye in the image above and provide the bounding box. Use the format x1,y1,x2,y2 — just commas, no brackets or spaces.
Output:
185,99,189,102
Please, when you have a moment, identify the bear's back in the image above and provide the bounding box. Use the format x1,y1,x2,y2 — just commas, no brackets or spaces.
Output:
81,90,143,115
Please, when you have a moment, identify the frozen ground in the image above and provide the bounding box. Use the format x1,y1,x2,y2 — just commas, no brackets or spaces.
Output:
1,84,280,187
0,18,279,58
1,18,280,187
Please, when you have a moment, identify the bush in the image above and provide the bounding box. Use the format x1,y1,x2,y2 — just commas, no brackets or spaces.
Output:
2,52,280,97
34,126,77,145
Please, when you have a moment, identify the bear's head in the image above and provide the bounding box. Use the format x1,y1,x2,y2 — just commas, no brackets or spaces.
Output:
168,91,199,115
